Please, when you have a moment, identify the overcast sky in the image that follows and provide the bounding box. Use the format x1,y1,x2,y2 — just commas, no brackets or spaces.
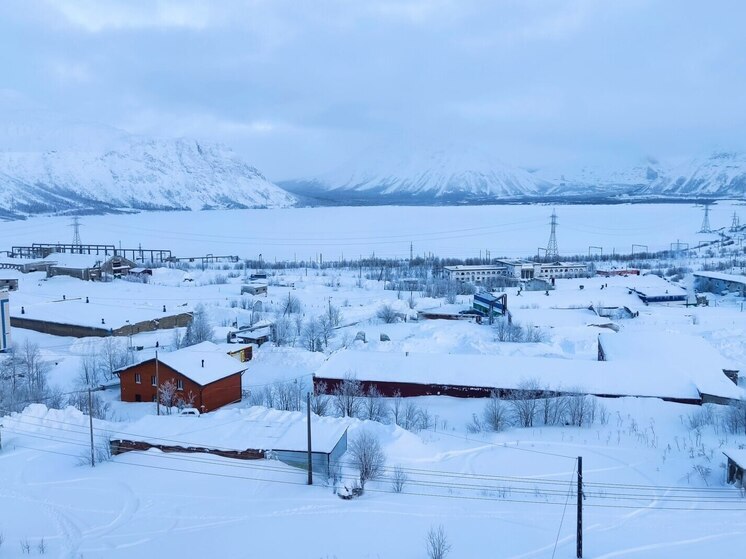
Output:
1,0,744,180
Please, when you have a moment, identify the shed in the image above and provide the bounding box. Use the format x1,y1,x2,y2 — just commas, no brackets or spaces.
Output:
115,341,248,412
241,283,268,296
44,253,136,281
109,407,348,477
629,276,687,304
724,450,746,487
0,278,19,291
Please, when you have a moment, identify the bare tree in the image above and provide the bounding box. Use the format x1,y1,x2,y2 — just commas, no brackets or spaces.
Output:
158,379,178,412
376,304,398,324
97,337,131,380
725,398,746,435
390,390,404,425
282,293,302,315
183,304,214,347
318,313,335,348
301,317,323,352
508,379,541,428
332,374,364,417
360,386,389,422
482,391,509,431
271,314,293,346
348,430,386,489
425,525,452,559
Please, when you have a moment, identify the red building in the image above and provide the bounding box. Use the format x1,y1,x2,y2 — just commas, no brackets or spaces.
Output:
116,342,249,412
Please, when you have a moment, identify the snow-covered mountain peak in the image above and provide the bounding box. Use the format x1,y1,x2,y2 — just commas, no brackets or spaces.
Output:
0,112,296,217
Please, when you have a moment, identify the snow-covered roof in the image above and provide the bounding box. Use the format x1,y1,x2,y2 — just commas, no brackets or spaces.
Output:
630,275,687,298
157,341,248,385
42,252,107,269
315,350,728,401
723,449,746,467
598,331,742,400
693,271,746,285
112,406,348,454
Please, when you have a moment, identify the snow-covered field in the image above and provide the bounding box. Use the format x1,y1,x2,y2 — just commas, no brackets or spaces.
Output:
0,201,741,260
1,204,746,558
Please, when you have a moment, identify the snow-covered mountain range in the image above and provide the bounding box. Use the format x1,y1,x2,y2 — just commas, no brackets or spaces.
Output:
0,112,295,218
281,147,549,204
283,148,746,205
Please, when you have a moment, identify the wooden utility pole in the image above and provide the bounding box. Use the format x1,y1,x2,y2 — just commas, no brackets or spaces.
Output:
88,388,95,467
306,392,313,485
577,456,583,558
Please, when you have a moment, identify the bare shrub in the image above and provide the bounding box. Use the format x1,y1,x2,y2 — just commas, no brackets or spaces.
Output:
425,524,452,559
348,430,386,489
376,304,398,324
311,382,332,416
391,465,408,493
361,386,389,422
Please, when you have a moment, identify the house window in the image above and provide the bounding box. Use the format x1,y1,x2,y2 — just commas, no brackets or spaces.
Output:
135,373,141,384
151,375,157,386
177,379,184,391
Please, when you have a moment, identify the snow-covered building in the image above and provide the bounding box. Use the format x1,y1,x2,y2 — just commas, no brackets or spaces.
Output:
109,407,348,477
443,265,509,284
724,450,746,487
115,341,249,412
314,349,744,405
43,252,136,281
629,275,687,304
494,259,589,280
693,271,746,297
597,331,741,404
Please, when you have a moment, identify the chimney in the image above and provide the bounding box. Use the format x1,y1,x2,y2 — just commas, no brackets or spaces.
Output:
201,359,204,368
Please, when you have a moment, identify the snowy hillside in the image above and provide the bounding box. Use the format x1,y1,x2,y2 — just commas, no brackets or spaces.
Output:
281,146,549,204
537,157,665,197
641,151,746,197
0,112,296,217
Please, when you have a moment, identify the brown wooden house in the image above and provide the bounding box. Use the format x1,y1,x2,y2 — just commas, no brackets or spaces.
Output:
115,342,248,412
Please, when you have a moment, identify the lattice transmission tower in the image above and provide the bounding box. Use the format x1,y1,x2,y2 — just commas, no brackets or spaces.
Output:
545,209,559,261
699,204,713,233
730,211,740,232
71,216,82,246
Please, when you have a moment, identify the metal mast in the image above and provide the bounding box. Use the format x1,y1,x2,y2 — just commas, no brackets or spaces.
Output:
546,209,559,261
699,204,713,233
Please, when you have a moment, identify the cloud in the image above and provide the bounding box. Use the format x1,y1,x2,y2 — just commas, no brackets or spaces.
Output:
46,0,216,32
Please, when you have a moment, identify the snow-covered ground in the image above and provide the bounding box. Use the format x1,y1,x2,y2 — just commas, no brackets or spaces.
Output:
2,205,746,558
0,201,741,260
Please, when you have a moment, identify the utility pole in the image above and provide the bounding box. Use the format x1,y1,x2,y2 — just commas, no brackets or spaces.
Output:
155,350,160,416
88,388,95,467
306,392,313,485
577,456,583,558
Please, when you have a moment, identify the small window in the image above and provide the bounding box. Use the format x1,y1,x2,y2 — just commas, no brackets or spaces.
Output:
135,373,141,384
151,375,157,387
177,379,184,391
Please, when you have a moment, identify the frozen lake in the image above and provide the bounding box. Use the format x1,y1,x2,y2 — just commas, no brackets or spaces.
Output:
0,201,741,261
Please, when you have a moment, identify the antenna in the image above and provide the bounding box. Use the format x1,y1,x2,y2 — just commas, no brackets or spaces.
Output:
699,204,713,233
545,209,559,261
70,216,82,248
